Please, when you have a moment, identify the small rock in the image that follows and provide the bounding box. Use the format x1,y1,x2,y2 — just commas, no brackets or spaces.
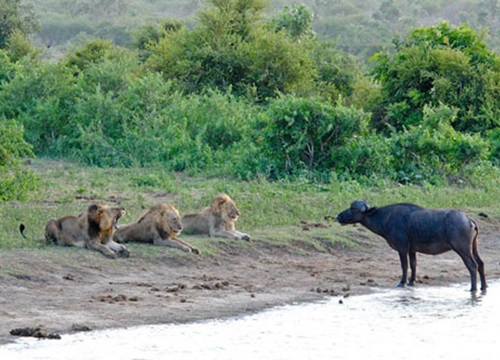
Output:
71,324,92,332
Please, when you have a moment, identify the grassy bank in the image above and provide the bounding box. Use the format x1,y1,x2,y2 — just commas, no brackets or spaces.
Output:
1,158,499,253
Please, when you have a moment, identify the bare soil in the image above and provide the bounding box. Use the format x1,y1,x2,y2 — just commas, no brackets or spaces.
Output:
1,217,499,345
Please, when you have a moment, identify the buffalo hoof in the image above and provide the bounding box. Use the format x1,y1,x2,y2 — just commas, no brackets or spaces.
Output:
407,281,415,287
396,282,405,288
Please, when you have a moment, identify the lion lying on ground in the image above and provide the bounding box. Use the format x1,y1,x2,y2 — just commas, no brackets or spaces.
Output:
181,193,250,241
113,203,200,254
43,204,129,258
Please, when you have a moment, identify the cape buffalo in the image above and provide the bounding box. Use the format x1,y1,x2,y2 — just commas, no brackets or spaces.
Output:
335,200,487,292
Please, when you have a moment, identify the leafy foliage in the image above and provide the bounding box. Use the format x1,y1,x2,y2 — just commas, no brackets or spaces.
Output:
262,95,370,179
0,0,38,49
1,2,500,195
389,104,490,183
0,119,38,201
146,0,349,101
271,4,316,40
5,29,39,61
371,22,500,132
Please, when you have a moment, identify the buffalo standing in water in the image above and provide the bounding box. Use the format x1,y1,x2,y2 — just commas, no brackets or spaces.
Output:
335,200,487,292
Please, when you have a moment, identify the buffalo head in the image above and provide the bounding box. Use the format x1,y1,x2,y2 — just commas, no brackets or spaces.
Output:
335,200,370,225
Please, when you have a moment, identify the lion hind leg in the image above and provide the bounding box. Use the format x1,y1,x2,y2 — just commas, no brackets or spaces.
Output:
45,219,61,245
47,229,78,247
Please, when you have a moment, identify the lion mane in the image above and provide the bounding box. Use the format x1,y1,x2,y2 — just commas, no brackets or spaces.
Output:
113,203,200,254
181,193,250,241
44,204,129,258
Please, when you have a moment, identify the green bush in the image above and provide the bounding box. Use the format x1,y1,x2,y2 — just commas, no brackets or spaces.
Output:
331,132,393,180
261,95,370,179
487,128,500,167
0,119,38,201
389,104,490,183
0,49,16,81
371,22,500,133
0,58,81,156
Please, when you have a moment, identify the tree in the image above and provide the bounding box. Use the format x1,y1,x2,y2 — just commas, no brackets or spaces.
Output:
371,22,500,133
272,4,316,40
0,0,38,49
146,0,316,99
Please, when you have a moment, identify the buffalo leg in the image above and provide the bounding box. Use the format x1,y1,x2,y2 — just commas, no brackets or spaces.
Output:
408,251,417,286
455,251,478,292
397,252,409,287
472,245,487,291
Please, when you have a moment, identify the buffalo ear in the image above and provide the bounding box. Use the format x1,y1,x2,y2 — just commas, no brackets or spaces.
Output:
351,200,369,212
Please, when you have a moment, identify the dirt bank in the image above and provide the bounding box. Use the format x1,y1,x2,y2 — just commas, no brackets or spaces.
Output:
1,218,499,345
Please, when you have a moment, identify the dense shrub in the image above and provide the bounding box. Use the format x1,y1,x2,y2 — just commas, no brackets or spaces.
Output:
0,0,38,49
331,132,393,180
389,104,490,183
2,12,499,190
0,119,38,201
327,104,491,184
261,95,370,179
145,0,365,102
371,22,500,133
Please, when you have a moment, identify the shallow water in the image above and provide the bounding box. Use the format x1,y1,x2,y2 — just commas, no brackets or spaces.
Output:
1,280,499,360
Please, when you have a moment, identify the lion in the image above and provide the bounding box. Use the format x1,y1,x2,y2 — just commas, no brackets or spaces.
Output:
113,203,200,254
42,204,129,258
181,193,250,241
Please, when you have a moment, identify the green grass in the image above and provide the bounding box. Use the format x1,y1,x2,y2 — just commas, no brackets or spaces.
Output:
2,158,500,253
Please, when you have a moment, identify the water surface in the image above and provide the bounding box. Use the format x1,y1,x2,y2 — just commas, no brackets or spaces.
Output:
1,281,498,360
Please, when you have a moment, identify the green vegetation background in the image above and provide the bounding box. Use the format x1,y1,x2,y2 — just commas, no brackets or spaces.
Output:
2,0,500,250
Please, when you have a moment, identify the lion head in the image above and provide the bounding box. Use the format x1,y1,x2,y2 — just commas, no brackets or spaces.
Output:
210,193,240,222
139,203,183,239
87,204,126,240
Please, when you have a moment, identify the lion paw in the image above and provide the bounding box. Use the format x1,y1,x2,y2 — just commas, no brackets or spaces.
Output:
118,248,130,258
104,251,118,259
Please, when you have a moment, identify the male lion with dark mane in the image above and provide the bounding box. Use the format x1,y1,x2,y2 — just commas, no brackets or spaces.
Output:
113,203,200,254
43,204,129,258
181,193,250,241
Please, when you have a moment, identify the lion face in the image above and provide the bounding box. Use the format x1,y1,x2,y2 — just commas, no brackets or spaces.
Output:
87,204,126,239
165,205,183,234
146,203,182,238
212,194,240,222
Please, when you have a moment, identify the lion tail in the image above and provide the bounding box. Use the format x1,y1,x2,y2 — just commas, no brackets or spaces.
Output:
19,223,28,239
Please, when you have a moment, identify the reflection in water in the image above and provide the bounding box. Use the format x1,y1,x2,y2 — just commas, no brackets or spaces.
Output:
1,281,498,360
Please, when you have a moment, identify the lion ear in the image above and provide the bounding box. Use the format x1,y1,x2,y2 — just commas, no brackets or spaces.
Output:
88,204,99,213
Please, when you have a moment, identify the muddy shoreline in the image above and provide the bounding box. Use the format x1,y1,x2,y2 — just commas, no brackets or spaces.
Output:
2,221,500,345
